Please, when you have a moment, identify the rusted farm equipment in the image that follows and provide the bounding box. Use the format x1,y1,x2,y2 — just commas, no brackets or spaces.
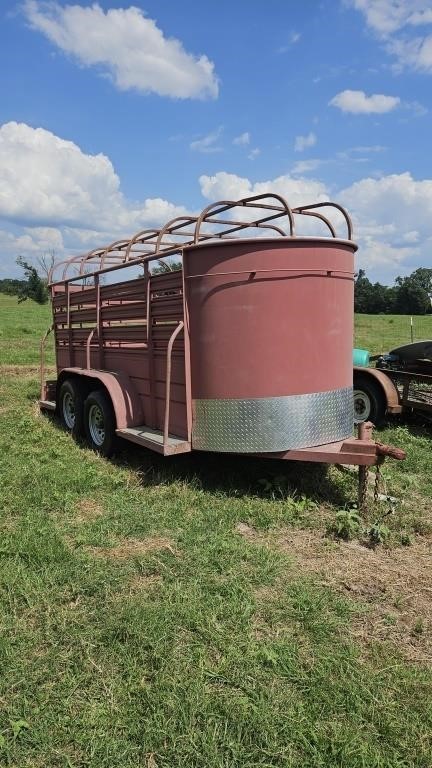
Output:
40,193,405,507
354,340,432,424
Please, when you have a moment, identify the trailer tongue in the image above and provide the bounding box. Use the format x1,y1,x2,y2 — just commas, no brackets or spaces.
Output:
40,193,405,508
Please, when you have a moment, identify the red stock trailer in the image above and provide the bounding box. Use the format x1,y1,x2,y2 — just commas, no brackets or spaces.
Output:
40,194,405,506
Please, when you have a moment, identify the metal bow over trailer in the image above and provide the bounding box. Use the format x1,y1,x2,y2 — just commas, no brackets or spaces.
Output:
40,193,405,503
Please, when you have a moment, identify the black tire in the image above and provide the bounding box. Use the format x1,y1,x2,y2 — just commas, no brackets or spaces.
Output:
59,379,85,437
353,374,386,426
84,389,117,457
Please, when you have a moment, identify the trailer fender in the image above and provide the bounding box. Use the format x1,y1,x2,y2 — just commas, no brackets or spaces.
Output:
57,368,143,429
353,366,402,414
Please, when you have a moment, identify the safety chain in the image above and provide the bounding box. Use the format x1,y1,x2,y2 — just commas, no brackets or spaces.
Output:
358,464,369,513
374,461,383,504
358,458,395,517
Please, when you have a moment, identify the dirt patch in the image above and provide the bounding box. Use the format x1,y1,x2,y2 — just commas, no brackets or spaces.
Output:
235,522,257,538
74,498,105,523
126,573,163,593
86,536,177,560
237,524,432,663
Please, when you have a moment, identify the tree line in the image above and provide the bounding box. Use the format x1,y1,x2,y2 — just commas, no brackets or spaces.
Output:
355,267,432,315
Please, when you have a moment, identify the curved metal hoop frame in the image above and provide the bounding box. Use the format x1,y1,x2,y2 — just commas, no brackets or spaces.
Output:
49,193,355,285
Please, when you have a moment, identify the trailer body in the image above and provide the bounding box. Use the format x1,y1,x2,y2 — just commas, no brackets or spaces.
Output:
40,194,404,473
353,341,432,424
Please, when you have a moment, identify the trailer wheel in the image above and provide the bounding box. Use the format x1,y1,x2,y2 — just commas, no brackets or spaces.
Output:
84,390,117,457
59,379,85,437
353,374,386,426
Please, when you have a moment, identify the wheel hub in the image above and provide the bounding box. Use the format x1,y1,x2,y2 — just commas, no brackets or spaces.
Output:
353,390,371,423
88,404,105,446
62,391,76,429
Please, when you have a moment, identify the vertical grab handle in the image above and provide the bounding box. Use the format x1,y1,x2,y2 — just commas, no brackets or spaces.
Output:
164,321,184,451
86,327,97,370
40,325,54,400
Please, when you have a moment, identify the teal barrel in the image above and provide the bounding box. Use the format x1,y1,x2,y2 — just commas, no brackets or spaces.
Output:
353,348,370,367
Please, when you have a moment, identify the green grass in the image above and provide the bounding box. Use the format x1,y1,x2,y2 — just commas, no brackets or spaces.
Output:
1,294,432,767
355,313,432,355
0,294,53,365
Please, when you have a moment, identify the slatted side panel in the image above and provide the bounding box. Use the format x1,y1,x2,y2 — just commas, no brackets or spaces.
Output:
148,272,185,436
52,271,188,437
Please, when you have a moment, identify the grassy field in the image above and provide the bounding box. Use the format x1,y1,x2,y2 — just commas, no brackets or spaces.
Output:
355,313,432,355
1,294,431,767
0,294,53,365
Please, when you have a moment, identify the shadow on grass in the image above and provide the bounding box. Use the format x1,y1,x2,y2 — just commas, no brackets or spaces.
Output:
377,412,432,440
42,410,351,508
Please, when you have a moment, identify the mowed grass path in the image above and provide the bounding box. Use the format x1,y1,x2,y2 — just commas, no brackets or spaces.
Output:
1,295,431,767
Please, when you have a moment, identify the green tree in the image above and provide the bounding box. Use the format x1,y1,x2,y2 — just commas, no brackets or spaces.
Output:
395,268,432,313
394,280,430,315
0,278,26,296
354,270,394,313
151,259,182,275
16,257,48,304
398,267,432,296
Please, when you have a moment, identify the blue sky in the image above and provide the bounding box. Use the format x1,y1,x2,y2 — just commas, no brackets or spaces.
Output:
0,0,431,282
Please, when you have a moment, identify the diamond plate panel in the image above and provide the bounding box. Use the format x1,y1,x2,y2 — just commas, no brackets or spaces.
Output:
192,388,353,452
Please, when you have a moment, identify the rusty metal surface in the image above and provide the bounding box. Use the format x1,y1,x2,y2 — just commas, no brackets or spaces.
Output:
261,438,398,466
385,369,432,414
354,366,402,414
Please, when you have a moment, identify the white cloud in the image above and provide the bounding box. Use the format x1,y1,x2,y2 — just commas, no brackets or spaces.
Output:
356,237,418,270
0,226,63,254
403,100,428,116
350,145,387,153
199,168,432,279
330,89,400,114
0,226,66,276
340,171,432,272
348,0,432,35
348,0,417,35
403,230,420,243
0,121,118,228
294,132,317,152
190,127,223,154
233,132,250,146
291,159,322,174
199,172,252,201
0,121,187,273
278,31,301,52
248,148,261,160
408,9,432,26
2,120,432,284
341,172,432,232
199,171,329,220
24,0,218,99
348,1,432,73
388,34,432,72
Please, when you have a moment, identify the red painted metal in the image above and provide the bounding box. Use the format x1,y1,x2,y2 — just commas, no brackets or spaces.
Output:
164,321,185,450
354,366,403,415
183,238,355,401
41,192,405,472
58,367,143,429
